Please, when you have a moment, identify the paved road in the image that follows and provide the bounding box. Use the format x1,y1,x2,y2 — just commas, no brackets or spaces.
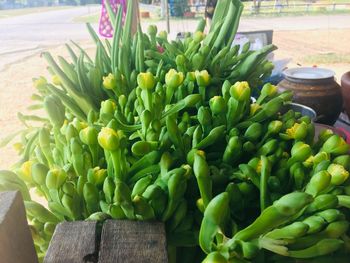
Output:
0,5,100,70
1,4,350,70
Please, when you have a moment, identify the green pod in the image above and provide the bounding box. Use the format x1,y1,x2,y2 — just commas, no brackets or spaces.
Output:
61,193,81,220
109,204,126,219
131,141,158,156
333,154,350,171
24,201,60,224
168,199,187,232
302,215,326,234
65,123,79,142
83,182,100,215
114,180,134,219
223,136,242,164
234,192,313,241
195,125,226,150
313,160,331,174
321,134,350,156
305,170,331,197
313,151,330,166
244,122,263,142
43,95,65,128
193,151,212,207
166,115,183,150
131,174,153,199
265,222,309,239
258,139,278,156
316,209,343,223
128,150,161,176
103,177,115,204
31,163,49,186
39,127,54,166
288,239,343,259
132,195,155,220
161,169,187,221
86,212,110,221
46,168,67,190
243,141,255,154
305,194,338,214
192,126,203,148
199,192,229,254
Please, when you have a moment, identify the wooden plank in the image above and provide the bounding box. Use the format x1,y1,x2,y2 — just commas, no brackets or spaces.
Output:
0,191,38,263
99,220,168,263
44,221,97,263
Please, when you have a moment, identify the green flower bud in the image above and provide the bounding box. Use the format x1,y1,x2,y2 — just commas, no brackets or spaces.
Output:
305,194,338,214
230,81,251,102
158,30,167,40
322,135,350,155
33,76,47,90
147,25,157,36
65,123,78,142
209,96,226,115
195,70,211,87
313,151,330,166
291,142,312,162
137,72,156,90
268,120,283,135
286,122,308,140
186,71,196,82
175,54,186,67
274,192,313,216
165,69,184,89
18,161,34,184
198,106,212,127
31,163,49,186
193,31,205,43
333,155,350,171
87,167,107,187
244,123,263,142
261,83,277,97
52,75,61,86
318,128,334,142
46,168,67,189
103,73,117,90
327,163,350,185
305,170,331,196
250,103,262,116
101,100,116,115
98,127,120,151
79,126,98,145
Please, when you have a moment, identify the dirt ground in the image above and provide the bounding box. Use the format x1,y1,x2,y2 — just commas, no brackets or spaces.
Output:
0,29,350,169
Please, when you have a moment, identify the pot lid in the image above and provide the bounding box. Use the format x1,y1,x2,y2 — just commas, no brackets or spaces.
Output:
283,67,335,80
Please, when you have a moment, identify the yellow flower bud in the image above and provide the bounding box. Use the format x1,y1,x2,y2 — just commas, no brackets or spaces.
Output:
13,142,23,152
195,70,211,87
186,71,196,82
230,81,251,102
33,77,47,90
165,69,184,89
250,103,262,116
103,73,117,90
19,161,34,183
98,127,120,151
327,163,350,185
193,31,205,43
101,100,116,115
137,72,156,90
52,75,61,86
261,83,277,97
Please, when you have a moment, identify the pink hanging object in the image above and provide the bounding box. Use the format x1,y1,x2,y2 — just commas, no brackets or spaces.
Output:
99,0,127,38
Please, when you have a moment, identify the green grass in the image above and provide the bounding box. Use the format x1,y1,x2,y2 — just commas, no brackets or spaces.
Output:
241,0,350,17
0,6,71,19
302,53,350,64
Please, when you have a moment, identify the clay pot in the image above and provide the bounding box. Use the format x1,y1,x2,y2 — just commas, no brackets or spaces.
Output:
341,71,350,118
278,67,343,125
